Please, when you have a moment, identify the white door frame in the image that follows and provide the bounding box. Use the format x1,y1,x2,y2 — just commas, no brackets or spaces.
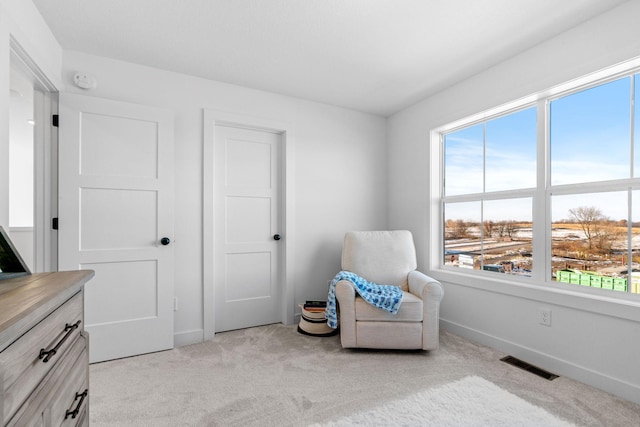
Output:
203,109,294,340
10,37,58,272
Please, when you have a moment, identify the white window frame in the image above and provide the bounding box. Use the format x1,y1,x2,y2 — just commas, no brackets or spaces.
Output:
428,57,640,323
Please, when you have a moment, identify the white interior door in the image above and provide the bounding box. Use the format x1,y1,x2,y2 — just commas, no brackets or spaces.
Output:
58,93,174,363
214,124,282,332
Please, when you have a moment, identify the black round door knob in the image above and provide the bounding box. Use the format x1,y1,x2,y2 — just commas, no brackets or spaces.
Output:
160,237,171,246
273,234,281,241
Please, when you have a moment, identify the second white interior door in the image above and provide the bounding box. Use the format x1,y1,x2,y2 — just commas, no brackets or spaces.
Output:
214,124,282,332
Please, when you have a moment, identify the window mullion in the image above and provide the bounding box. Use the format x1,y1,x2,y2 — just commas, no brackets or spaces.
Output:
628,190,633,294
630,75,635,178
532,99,548,283
629,76,635,294
481,124,486,269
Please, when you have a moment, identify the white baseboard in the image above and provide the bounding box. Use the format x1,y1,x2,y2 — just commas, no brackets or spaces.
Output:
440,318,640,405
174,329,204,347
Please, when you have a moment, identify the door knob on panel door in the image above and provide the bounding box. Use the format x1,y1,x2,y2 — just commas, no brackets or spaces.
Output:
273,234,281,241
160,237,171,246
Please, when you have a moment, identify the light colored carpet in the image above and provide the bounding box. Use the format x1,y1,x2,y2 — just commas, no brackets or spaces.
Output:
89,324,640,426
312,376,573,427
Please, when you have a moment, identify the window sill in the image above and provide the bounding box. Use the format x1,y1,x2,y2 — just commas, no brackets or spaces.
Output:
429,268,640,323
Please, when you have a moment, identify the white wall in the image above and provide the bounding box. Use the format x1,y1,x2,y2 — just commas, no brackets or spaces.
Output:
9,227,34,271
0,0,61,228
9,66,34,227
388,0,640,404
61,51,387,345
0,11,10,228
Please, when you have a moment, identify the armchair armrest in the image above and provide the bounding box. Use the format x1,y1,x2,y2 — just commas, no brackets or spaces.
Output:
335,279,357,348
408,270,444,350
408,270,444,301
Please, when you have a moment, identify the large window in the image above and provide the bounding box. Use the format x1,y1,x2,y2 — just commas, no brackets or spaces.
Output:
441,70,640,296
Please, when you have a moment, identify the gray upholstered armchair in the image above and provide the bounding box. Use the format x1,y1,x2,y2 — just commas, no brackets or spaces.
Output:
335,230,444,350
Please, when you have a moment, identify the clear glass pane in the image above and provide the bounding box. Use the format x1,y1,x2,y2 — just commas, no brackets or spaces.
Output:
444,201,480,269
551,192,628,291
486,108,537,192
631,191,640,294
550,77,631,185
444,124,483,196
483,198,533,275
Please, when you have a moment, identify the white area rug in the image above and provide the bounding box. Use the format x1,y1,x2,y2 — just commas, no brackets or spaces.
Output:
313,376,575,427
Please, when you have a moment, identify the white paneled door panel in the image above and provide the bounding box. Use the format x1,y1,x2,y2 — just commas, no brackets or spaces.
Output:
58,94,174,363
214,125,282,332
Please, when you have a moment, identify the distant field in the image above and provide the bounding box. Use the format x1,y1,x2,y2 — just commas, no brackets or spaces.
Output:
553,223,640,233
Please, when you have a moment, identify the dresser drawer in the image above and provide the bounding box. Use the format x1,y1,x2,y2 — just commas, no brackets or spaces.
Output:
7,334,87,427
0,291,84,424
50,345,88,427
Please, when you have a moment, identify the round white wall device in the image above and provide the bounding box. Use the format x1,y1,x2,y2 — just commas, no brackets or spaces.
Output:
73,73,97,89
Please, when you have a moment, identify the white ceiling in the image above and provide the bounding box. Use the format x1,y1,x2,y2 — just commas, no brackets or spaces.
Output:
33,0,628,116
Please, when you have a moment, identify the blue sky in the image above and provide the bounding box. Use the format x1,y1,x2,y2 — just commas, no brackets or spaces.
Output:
444,107,536,196
551,76,633,185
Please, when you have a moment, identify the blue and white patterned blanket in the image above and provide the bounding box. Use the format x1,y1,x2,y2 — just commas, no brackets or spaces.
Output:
325,270,403,329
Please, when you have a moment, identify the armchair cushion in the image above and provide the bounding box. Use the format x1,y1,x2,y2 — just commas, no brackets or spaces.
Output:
326,271,403,328
355,292,423,322
342,230,416,291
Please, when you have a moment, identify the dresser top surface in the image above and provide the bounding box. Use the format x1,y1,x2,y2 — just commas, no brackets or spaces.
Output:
0,271,94,350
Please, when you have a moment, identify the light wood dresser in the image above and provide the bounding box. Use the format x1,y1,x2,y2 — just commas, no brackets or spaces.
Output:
0,270,94,426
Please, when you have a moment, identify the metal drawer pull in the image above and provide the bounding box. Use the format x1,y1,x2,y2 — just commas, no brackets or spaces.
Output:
39,320,81,363
65,389,88,419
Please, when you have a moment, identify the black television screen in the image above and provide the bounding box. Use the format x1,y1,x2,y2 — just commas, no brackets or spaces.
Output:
0,226,31,280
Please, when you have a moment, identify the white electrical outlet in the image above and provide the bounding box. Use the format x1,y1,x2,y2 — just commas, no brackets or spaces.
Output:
539,308,552,326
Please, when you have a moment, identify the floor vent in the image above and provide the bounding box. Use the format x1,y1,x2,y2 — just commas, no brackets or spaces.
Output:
500,356,559,381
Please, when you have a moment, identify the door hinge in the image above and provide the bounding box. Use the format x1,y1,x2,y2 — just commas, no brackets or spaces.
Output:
52,218,59,230
52,114,59,127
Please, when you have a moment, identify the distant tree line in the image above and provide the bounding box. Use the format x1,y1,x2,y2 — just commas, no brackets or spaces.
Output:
445,219,520,239
484,220,518,238
445,205,630,257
